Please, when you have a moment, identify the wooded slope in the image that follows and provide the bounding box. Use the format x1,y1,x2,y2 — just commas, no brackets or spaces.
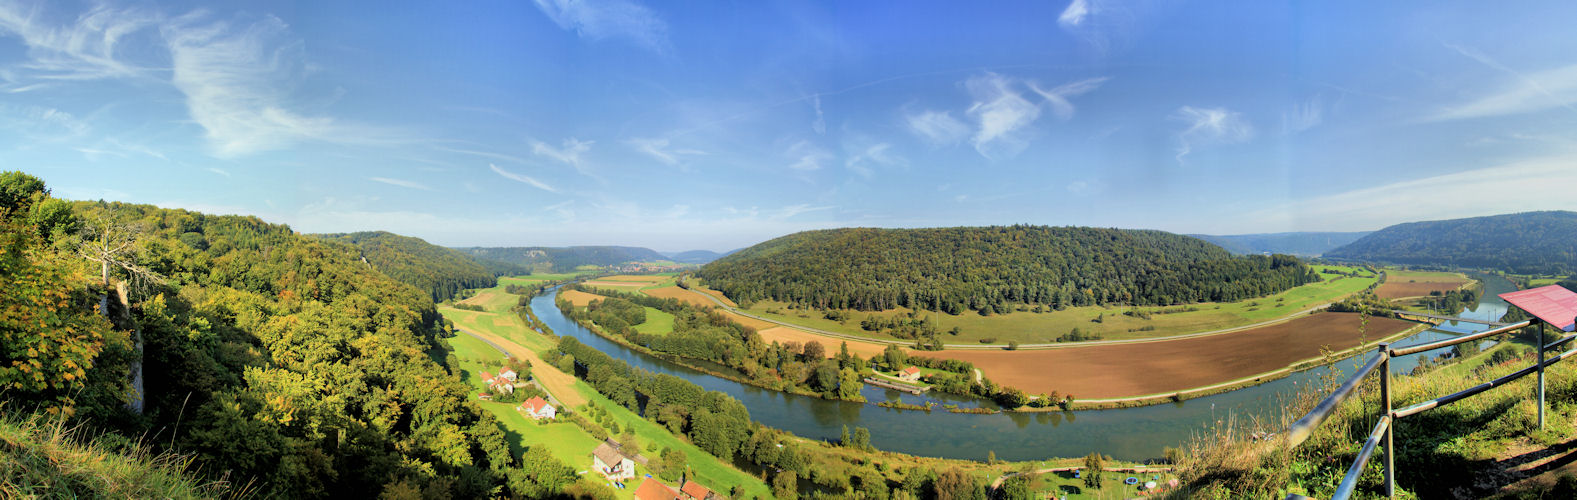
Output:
1324,211,1577,274
698,225,1319,313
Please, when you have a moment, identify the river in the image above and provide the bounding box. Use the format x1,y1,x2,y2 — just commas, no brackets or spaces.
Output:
531,273,1517,462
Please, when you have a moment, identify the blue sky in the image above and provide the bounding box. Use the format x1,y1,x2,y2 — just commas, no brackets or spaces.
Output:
3,0,1576,251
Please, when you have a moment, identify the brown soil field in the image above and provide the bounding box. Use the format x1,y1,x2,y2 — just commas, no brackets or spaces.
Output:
719,310,778,331
927,313,1416,399
1376,280,1469,299
756,327,890,358
560,290,606,307
601,275,669,282
641,286,719,308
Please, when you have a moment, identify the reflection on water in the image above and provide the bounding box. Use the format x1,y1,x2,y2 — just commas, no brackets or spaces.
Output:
532,273,1515,462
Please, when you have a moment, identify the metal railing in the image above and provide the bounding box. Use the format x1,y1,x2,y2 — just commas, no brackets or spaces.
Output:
1280,318,1577,500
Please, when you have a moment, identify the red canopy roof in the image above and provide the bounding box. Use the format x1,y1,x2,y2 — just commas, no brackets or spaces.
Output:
1499,285,1577,332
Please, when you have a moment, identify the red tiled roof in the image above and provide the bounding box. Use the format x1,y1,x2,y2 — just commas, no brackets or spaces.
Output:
633,478,681,500
680,480,713,499
903,366,921,375
520,396,550,413
1501,285,1577,332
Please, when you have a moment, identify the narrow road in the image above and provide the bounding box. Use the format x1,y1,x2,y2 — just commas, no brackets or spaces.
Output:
449,321,587,407
456,328,573,410
679,286,1350,351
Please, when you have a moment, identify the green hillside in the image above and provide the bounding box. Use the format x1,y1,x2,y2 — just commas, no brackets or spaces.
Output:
697,225,1319,314
0,171,595,498
1324,211,1577,274
315,231,524,302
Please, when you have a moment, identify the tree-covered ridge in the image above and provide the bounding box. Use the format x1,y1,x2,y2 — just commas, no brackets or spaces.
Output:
698,225,1320,313
458,245,667,272
1324,211,1577,275
315,231,519,302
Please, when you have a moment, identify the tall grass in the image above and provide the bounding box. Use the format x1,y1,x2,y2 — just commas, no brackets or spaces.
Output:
0,409,238,499
1170,344,1577,499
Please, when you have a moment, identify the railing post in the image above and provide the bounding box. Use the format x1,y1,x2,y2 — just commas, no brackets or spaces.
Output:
1539,321,1546,430
1379,343,1394,498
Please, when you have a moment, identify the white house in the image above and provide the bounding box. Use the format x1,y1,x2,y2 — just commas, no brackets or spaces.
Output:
592,442,635,481
499,368,518,383
898,366,922,382
518,396,556,420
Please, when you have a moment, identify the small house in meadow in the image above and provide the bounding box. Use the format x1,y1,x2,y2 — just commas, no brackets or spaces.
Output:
898,366,923,382
680,478,720,500
592,442,634,481
518,396,556,420
499,368,518,383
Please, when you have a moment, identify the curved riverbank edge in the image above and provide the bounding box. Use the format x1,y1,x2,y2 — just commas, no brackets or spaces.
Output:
1047,321,1434,411
676,283,1362,351
552,285,1442,412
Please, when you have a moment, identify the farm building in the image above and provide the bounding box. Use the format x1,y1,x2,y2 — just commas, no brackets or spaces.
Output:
499,368,518,382
681,478,721,500
592,442,634,481
633,477,681,500
898,366,922,382
518,396,555,420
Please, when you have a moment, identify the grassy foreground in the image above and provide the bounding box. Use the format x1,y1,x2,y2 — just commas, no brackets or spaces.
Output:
1172,327,1577,499
0,411,229,499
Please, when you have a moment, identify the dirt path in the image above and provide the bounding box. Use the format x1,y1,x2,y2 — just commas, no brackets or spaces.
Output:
452,325,587,407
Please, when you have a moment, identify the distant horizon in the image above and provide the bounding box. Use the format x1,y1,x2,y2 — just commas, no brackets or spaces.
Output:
8,1,1576,250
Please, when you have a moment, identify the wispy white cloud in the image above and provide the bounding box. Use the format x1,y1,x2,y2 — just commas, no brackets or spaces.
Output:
1429,44,1577,121
489,163,557,192
904,109,969,146
162,11,401,157
964,73,1109,159
1058,0,1090,28
627,137,704,167
1027,77,1109,120
966,73,1040,158
369,176,432,191
439,146,528,164
1282,97,1323,134
531,0,670,54
0,103,88,140
532,137,593,174
1171,105,1253,164
811,95,826,135
785,140,831,171
844,142,904,180
207,167,230,177
0,2,157,82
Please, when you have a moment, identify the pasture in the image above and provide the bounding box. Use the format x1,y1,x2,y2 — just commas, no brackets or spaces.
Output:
929,312,1416,399
1375,269,1472,299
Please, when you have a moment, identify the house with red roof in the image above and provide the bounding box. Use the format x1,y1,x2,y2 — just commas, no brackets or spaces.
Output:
898,366,923,382
518,396,556,420
633,477,681,500
680,478,721,500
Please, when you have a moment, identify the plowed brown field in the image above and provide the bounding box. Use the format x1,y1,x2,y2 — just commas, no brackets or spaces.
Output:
928,313,1415,399
1376,280,1469,299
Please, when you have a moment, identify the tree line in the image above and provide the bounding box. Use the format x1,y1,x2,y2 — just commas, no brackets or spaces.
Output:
698,225,1321,315
315,231,526,302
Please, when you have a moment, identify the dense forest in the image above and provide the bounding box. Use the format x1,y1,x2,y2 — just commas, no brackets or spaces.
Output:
1324,211,1577,274
457,245,667,272
315,231,526,302
1188,231,1371,257
698,226,1320,314
0,172,598,498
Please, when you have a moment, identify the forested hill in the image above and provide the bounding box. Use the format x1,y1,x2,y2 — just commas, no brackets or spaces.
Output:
1323,211,1577,274
1189,231,1371,257
314,231,524,301
697,226,1319,313
0,172,585,497
458,245,667,272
